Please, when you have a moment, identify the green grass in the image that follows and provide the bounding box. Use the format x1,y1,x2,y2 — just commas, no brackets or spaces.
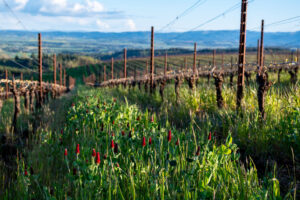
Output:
106,72,299,160
1,87,294,199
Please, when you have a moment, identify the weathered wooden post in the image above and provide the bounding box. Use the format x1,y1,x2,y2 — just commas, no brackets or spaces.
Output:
187,42,197,90
38,33,43,107
259,23,264,70
221,53,224,69
20,72,23,81
12,77,20,133
236,0,248,110
5,69,8,99
124,49,127,79
213,50,216,67
193,43,197,77
257,39,260,65
59,63,62,95
53,54,56,85
230,57,234,87
104,65,106,82
257,20,272,120
64,69,66,87
150,26,155,94
60,64,62,86
52,54,56,98
164,53,167,76
184,57,187,72
111,58,114,80
123,48,127,87
289,49,299,84
159,52,168,100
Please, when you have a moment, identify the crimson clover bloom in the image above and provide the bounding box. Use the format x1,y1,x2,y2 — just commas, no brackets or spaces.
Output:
168,130,172,142
96,152,101,165
208,132,212,141
111,140,115,149
142,136,146,147
76,144,80,155
149,137,152,145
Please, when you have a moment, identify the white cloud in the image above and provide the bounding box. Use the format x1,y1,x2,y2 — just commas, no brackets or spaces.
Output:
86,0,104,12
72,3,85,13
0,1,134,32
96,19,109,29
38,0,104,16
126,19,136,31
50,0,67,8
14,0,29,10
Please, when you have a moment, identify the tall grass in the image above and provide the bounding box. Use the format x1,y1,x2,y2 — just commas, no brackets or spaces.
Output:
2,88,293,199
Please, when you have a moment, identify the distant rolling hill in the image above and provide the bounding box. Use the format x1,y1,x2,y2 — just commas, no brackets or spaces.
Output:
0,30,299,56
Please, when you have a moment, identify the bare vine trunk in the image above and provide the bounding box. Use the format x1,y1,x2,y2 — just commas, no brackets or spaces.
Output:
213,73,224,108
256,71,272,120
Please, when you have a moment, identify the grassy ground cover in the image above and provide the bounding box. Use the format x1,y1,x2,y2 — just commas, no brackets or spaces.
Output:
0,86,296,199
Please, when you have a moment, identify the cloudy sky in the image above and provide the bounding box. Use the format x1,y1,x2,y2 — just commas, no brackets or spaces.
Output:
0,0,299,32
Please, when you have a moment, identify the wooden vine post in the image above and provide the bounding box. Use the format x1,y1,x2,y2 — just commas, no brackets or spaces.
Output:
38,33,43,107
58,63,62,95
257,39,260,65
213,50,216,67
289,48,299,84
111,58,114,80
193,43,197,77
20,72,23,81
5,69,8,99
104,65,106,82
164,53,167,76
150,26,155,94
53,54,56,98
257,20,272,120
230,57,234,87
184,57,187,72
187,42,197,90
236,0,248,110
159,52,168,100
59,64,62,85
123,52,127,80
64,69,66,87
12,77,20,133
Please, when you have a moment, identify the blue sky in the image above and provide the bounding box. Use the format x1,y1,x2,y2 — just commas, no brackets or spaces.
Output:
0,0,299,32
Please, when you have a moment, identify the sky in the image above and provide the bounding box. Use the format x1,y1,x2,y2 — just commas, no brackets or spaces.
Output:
0,0,299,32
